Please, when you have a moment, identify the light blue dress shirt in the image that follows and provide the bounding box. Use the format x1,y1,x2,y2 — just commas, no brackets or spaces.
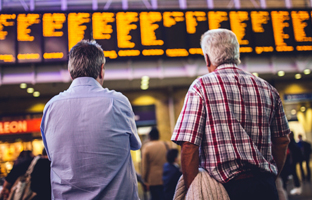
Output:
41,77,142,200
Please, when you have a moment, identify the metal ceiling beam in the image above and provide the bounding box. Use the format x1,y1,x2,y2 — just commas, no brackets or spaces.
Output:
92,0,98,10
30,0,35,11
122,0,128,10
151,0,157,9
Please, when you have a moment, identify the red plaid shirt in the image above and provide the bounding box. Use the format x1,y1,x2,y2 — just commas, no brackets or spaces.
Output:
172,64,290,183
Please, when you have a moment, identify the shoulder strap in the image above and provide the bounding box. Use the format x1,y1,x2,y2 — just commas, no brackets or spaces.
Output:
25,156,40,176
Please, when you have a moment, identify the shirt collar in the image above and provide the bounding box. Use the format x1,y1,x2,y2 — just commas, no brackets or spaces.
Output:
69,77,103,89
214,63,238,72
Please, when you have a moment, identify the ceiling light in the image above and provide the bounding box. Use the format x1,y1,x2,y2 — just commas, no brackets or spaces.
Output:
27,88,34,93
291,109,296,115
303,69,311,75
141,76,150,81
141,85,148,90
277,71,285,77
20,83,27,89
300,106,306,112
252,72,258,77
295,74,301,79
33,91,40,97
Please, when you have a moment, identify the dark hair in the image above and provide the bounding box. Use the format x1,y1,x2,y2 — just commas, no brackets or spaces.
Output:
149,127,159,140
68,40,105,79
166,149,179,164
42,148,47,156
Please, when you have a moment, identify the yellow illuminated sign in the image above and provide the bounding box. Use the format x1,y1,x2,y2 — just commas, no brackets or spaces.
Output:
92,12,115,40
43,52,64,59
251,11,274,54
17,13,40,41
166,49,189,57
116,12,139,48
189,48,203,55
68,12,90,51
17,53,40,60
208,11,228,30
42,13,66,37
163,11,184,28
142,49,164,56
104,50,118,59
271,11,294,52
291,11,312,51
0,14,16,40
118,50,140,57
230,11,250,48
140,12,164,46
185,11,206,34
0,54,14,62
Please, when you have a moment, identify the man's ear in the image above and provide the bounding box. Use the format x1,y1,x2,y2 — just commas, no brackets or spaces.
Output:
68,69,73,80
99,63,104,79
204,54,211,68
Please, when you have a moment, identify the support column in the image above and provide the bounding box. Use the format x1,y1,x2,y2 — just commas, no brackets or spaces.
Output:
30,0,35,11
233,0,241,9
151,0,157,9
260,0,266,8
207,0,213,9
92,0,98,10
61,0,67,11
179,0,187,9
122,0,128,10
285,0,292,8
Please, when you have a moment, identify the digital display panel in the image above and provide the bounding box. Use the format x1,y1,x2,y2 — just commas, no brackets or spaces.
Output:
271,11,295,52
42,13,68,62
163,11,188,57
116,12,141,57
1,9,312,64
92,12,118,60
140,11,164,57
250,11,275,54
185,11,207,55
67,12,91,51
291,11,312,51
229,11,253,53
17,13,42,63
0,14,16,63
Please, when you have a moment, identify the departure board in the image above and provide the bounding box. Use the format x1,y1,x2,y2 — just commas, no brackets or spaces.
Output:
2,9,312,64
163,11,188,57
68,12,91,51
271,11,295,52
92,12,118,60
17,13,42,63
0,14,16,63
42,13,67,62
116,12,141,57
140,11,164,57
185,11,207,55
250,11,275,54
291,11,312,51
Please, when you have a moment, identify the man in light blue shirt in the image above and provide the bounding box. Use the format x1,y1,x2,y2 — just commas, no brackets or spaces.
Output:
41,40,142,200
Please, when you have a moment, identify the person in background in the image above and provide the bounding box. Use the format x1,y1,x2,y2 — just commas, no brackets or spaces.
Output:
141,127,169,200
288,132,304,195
163,149,182,200
30,149,51,200
297,134,311,182
171,29,290,200
0,150,34,199
40,40,141,200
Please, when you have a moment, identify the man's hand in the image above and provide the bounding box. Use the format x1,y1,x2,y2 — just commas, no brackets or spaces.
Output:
181,142,199,190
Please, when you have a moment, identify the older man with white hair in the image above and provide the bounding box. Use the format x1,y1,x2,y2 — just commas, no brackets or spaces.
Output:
171,29,290,200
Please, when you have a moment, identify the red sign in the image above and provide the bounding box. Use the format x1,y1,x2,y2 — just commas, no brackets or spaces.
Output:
0,118,41,135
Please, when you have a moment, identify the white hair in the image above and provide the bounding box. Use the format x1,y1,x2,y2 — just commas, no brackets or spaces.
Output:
200,29,241,66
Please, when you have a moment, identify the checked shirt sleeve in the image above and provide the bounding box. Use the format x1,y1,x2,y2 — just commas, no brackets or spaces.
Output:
171,87,206,146
270,96,290,138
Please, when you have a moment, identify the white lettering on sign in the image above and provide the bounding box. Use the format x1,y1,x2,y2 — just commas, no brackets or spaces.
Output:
0,121,27,134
